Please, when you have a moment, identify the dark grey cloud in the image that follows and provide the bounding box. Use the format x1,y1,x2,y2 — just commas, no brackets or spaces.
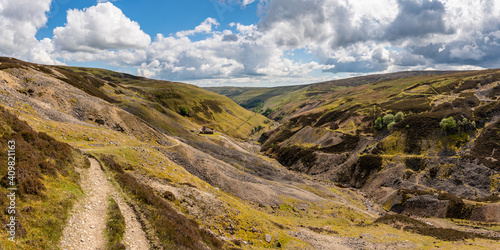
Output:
314,0,499,73
395,51,427,66
323,48,391,73
385,0,452,41
410,43,449,63
410,34,500,68
222,34,238,41
327,4,374,48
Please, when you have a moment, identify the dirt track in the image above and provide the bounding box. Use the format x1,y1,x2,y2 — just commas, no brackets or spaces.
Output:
59,158,149,250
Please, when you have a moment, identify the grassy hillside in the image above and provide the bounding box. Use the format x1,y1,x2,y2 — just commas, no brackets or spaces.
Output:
57,66,270,140
1,57,499,248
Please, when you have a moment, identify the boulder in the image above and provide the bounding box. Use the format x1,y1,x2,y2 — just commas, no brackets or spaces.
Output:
265,234,272,243
200,126,214,134
162,191,176,201
470,203,500,222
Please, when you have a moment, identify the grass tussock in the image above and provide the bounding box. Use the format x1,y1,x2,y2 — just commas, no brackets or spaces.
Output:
106,197,126,250
116,173,223,249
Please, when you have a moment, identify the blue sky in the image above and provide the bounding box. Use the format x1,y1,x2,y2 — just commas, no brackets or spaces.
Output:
1,0,500,87
37,1,261,41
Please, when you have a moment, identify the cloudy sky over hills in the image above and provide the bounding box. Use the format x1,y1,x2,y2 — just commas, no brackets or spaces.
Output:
1,0,499,86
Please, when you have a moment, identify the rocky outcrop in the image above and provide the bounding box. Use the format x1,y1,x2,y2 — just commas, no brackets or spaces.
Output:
401,195,450,218
470,204,500,222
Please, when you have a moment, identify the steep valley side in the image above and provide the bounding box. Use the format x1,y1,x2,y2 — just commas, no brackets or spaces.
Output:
253,69,500,226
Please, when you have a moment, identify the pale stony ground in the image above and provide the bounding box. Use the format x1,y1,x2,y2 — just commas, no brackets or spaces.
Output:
290,228,416,250
59,158,149,250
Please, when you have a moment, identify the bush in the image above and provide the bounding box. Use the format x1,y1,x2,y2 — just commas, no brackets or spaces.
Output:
262,108,273,117
383,114,395,125
387,121,397,130
458,117,476,131
375,113,402,130
440,117,457,132
374,117,384,130
395,111,404,122
179,106,189,116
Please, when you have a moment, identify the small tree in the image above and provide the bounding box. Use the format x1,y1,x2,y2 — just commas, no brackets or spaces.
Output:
262,108,273,117
395,112,404,122
383,114,395,126
440,117,457,132
387,121,397,130
179,106,189,116
459,117,477,131
374,117,384,130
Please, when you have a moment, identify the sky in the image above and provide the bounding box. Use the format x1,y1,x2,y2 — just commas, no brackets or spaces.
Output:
1,0,500,87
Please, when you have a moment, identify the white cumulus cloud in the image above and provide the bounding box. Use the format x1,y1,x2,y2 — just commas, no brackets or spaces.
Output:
53,2,151,52
0,0,59,64
176,18,220,37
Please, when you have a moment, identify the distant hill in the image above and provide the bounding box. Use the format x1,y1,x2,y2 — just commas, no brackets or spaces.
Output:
206,71,460,118
205,85,308,111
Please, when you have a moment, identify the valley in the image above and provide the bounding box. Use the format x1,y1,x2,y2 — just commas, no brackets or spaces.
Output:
0,57,499,249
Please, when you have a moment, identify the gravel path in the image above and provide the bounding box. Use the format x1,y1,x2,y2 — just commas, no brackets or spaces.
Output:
117,195,150,250
59,158,149,250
